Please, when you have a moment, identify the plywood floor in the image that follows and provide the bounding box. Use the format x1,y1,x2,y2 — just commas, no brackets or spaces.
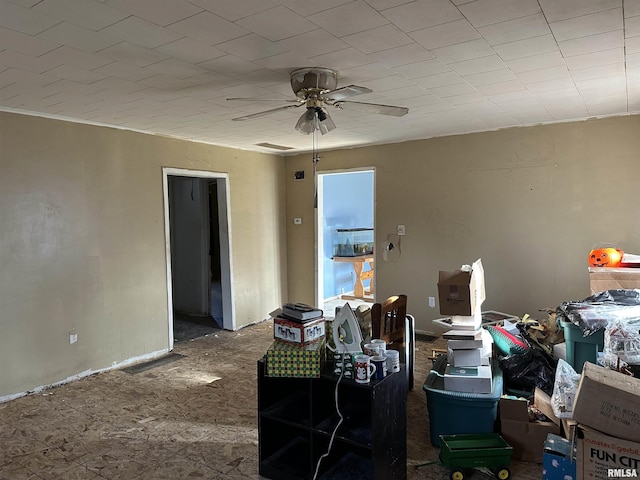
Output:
0,320,543,479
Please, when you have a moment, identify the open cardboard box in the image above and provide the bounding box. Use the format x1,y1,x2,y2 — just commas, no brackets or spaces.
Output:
499,388,560,463
438,258,486,316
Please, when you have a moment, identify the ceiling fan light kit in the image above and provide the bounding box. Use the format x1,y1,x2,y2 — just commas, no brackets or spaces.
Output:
228,67,408,134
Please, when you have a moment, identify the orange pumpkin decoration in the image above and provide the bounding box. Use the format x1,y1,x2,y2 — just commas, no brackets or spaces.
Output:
589,247,624,267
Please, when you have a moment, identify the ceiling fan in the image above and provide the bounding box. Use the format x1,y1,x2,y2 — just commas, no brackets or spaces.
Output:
227,67,409,135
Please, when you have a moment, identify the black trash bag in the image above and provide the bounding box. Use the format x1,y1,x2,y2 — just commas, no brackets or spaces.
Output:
498,324,557,397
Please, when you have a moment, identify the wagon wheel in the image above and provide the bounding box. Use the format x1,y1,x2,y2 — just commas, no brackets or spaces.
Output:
494,466,510,479
449,469,465,480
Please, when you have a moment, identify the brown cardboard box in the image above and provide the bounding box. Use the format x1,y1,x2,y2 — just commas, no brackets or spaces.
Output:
500,395,561,463
572,362,640,443
576,424,640,480
589,267,640,294
534,387,560,426
438,258,486,316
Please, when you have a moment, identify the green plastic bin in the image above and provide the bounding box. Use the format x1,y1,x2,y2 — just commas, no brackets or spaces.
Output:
560,320,604,373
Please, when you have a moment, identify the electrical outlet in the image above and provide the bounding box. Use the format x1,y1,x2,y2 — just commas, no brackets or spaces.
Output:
397,224,406,236
69,330,78,344
428,297,435,308
293,217,302,225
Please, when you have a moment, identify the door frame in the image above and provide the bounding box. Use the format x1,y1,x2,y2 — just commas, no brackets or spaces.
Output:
162,167,235,348
315,167,376,307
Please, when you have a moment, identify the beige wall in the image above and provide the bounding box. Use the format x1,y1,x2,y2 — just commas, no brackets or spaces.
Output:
286,115,640,334
0,111,287,399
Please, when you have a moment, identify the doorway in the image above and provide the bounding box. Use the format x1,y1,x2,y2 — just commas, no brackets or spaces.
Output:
316,169,375,317
162,168,234,348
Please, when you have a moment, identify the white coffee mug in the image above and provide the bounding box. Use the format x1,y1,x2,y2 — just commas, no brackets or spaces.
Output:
386,349,400,373
371,339,387,352
363,343,381,357
354,354,376,384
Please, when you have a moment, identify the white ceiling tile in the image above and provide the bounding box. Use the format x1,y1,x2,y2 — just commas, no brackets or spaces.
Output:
168,11,249,45
564,47,623,70
370,43,435,67
338,63,396,83
180,0,275,22
625,0,640,17
32,0,129,30
478,13,550,45
235,6,318,42
505,51,566,73
215,34,289,62
628,51,640,68
463,69,517,86
93,60,158,81
550,8,622,42
488,90,535,103
627,34,640,53
0,26,59,56
525,77,577,93
99,42,170,68
414,71,466,88
253,51,314,71
153,37,226,64
431,39,495,64
476,80,525,95
277,0,353,17
0,1,61,35
354,74,415,92
584,93,628,115
626,14,640,36
40,46,111,70
143,58,210,79
448,55,508,75
492,34,559,61
100,17,184,50
570,62,624,81
342,24,413,54
575,75,626,94
308,1,388,37
559,30,623,57
410,19,480,50
196,55,262,76
0,50,60,73
106,0,203,26
381,0,463,32
428,82,477,97
309,47,376,71
458,0,541,28
277,30,349,58
539,0,620,22
516,65,570,84
37,21,120,52
392,59,451,78
45,64,108,83
445,92,488,105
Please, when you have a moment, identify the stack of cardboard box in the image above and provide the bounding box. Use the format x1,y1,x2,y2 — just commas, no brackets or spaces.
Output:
571,362,640,479
438,259,494,394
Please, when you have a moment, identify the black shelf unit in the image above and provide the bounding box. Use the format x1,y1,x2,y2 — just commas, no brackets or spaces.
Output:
258,358,407,480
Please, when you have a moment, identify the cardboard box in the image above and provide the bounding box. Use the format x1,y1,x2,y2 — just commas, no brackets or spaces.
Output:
572,362,640,443
576,424,640,480
438,258,486,316
589,267,640,295
542,433,576,480
273,316,325,346
448,346,491,367
444,364,492,393
534,387,560,426
500,394,561,463
266,339,325,378
561,418,577,441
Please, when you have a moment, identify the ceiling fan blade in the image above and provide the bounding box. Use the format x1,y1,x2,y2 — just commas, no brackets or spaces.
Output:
231,104,302,121
324,85,372,101
227,97,300,103
334,101,409,117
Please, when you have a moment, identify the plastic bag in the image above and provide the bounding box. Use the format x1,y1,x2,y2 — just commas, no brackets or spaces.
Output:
551,359,580,419
498,327,557,396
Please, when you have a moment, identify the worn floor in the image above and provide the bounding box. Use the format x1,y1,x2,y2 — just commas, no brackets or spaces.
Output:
0,318,543,479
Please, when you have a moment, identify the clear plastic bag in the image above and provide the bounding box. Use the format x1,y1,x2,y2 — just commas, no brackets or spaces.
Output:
551,358,580,419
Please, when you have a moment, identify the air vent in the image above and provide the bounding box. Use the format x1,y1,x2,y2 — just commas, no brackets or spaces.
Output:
256,142,294,151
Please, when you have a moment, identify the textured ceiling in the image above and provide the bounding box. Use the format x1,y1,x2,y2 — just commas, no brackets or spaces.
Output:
1,0,638,154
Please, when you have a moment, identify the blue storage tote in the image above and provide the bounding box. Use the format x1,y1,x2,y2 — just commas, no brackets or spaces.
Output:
423,355,503,447
559,320,604,373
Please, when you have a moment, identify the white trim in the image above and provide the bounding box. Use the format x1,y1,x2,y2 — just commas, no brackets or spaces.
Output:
162,168,235,351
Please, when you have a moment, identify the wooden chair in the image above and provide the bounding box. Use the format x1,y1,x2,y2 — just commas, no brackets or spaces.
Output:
371,294,414,390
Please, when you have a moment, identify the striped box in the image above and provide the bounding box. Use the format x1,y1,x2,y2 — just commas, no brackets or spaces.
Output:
266,339,325,378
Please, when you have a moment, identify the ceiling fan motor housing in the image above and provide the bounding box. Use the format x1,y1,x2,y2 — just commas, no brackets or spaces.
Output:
290,67,338,100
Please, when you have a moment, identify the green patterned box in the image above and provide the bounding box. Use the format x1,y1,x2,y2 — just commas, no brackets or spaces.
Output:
266,339,325,378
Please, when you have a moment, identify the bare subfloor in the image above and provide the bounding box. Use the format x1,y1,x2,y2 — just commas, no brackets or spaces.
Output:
0,320,543,479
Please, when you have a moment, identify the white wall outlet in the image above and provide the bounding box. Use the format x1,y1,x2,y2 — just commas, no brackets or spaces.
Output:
397,224,406,236
428,296,436,308
69,330,78,344
293,217,302,225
